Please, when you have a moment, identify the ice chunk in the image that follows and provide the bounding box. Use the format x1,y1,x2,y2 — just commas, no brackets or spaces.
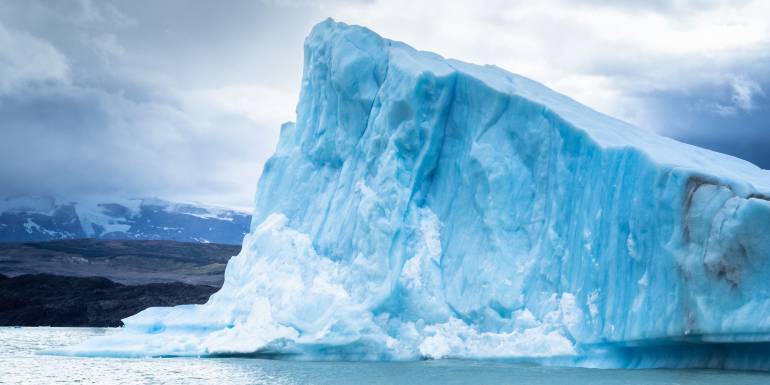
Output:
56,19,770,369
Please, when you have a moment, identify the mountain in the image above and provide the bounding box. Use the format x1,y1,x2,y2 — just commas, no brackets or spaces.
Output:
0,196,251,245
59,20,770,369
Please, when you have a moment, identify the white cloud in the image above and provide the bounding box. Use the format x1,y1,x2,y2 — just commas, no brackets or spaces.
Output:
730,76,764,111
710,76,766,116
87,33,128,61
0,22,69,93
184,85,296,127
50,0,135,27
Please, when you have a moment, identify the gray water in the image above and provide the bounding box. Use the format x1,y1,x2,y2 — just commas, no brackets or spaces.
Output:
1,327,769,384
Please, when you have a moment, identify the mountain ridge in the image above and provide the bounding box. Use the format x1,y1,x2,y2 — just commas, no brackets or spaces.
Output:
0,196,251,245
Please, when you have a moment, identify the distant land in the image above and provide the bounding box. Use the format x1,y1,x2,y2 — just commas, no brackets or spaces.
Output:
0,196,251,245
0,239,238,286
0,273,218,327
0,239,238,326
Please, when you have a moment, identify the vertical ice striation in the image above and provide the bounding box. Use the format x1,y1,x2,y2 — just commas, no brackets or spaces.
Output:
61,19,770,369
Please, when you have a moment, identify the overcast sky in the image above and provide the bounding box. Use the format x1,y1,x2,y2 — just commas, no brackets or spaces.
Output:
1,0,768,210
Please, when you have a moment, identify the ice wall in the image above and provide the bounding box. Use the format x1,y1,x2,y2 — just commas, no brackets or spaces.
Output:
60,19,770,369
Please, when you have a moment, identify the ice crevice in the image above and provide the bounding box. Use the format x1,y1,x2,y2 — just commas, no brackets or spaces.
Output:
54,19,770,370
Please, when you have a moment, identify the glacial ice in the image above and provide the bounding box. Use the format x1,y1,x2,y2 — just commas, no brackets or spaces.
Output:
58,19,770,369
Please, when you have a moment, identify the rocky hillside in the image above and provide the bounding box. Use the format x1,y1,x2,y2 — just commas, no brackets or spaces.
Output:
0,239,238,326
0,238,239,286
0,274,218,327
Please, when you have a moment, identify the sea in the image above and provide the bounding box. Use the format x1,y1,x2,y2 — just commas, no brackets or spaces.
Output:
1,327,769,384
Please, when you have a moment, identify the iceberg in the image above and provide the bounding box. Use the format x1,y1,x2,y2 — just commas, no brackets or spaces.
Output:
59,19,770,369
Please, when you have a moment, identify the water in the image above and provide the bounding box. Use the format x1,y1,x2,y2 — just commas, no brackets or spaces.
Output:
1,327,769,384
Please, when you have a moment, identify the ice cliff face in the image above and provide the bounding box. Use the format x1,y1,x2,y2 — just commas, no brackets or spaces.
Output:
62,19,770,369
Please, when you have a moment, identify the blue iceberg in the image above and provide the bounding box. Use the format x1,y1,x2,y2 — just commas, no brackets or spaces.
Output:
59,19,770,369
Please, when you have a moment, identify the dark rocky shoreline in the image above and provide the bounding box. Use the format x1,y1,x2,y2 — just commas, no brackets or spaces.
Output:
0,239,234,327
0,273,218,327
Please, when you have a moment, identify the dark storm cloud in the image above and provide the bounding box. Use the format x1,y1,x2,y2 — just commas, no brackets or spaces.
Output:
636,77,770,169
589,45,770,169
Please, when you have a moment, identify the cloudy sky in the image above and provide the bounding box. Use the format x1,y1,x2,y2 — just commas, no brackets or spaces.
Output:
1,0,768,210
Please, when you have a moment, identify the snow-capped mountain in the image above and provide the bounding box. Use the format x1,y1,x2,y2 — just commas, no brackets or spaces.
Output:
0,196,251,245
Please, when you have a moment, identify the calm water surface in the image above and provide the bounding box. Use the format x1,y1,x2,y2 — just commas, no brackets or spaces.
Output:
1,327,769,384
